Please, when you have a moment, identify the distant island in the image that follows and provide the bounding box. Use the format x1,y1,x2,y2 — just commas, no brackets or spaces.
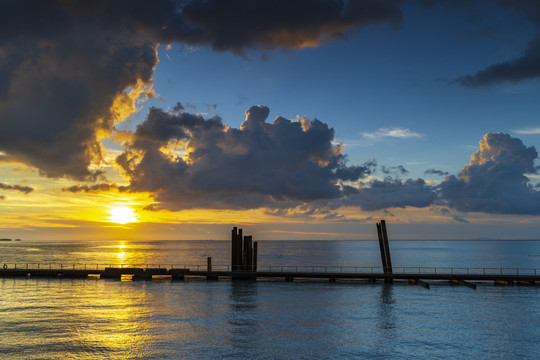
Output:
0,239,12,241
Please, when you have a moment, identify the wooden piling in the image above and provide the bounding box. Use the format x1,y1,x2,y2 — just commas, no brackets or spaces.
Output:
231,227,245,272
380,220,393,274
253,241,258,272
231,227,257,272
236,228,243,271
207,257,212,272
245,236,253,271
231,227,238,271
376,223,388,273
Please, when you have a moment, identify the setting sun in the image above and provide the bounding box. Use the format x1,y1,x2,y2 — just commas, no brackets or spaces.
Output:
109,206,138,224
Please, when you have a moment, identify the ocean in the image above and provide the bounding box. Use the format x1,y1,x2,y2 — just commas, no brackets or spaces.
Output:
1,240,539,359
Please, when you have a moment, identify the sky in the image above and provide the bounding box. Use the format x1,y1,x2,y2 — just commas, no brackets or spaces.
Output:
1,0,540,241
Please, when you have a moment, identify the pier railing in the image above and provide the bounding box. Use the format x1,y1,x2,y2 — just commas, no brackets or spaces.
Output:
1,263,538,276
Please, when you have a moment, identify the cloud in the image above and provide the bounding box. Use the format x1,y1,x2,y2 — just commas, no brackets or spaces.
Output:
62,183,129,193
362,128,424,141
175,0,403,53
381,165,409,175
425,168,449,176
0,0,402,179
264,203,352,222
455,1,540,87
452,216,469,223
342,177,438,211
0,182,34,194
117,105,371,210
0,1,158,179
513,127,540,135
440,132,540,214
455,33,540,87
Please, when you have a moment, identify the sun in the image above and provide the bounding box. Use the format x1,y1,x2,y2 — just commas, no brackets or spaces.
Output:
109,206,138,224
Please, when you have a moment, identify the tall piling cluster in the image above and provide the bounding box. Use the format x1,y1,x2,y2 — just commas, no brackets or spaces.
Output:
231,227,258,272
376,220,393,275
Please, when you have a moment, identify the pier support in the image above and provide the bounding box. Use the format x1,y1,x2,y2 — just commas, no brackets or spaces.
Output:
231,227,258,272
451,279,476,290
376,220,393,279
409,278,430,289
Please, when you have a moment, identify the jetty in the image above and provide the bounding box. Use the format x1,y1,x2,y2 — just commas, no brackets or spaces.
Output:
0,222,538,288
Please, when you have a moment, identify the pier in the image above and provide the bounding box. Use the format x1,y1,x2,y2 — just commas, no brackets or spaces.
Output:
0,264,538,287
1,222,538,288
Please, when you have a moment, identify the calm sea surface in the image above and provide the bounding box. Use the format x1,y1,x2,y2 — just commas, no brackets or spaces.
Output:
1,240,539,359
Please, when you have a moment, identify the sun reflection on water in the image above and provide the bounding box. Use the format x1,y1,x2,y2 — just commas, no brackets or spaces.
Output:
70,281,154,358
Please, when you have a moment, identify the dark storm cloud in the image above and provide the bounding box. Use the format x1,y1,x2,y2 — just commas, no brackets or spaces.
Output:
0,182,34,194
343,177,437,211
456,1,540,86
424,168,449,176
335,159,377,181
176,0,403,53
0,0,402,179
440,132,540,214
0,0,158,179
455,33,540,87
117,105,371,210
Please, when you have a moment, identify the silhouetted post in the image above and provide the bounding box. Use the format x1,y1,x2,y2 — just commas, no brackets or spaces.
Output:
380,220,393,274
236,228,243,271
246,236,253,271
253,241,258,272
376,222,388,273
207,257,212,272
243,235,250,271
231,227,257,272
231,227,238,271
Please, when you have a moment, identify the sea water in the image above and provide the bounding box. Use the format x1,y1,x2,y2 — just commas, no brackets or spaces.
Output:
1,240,539,359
